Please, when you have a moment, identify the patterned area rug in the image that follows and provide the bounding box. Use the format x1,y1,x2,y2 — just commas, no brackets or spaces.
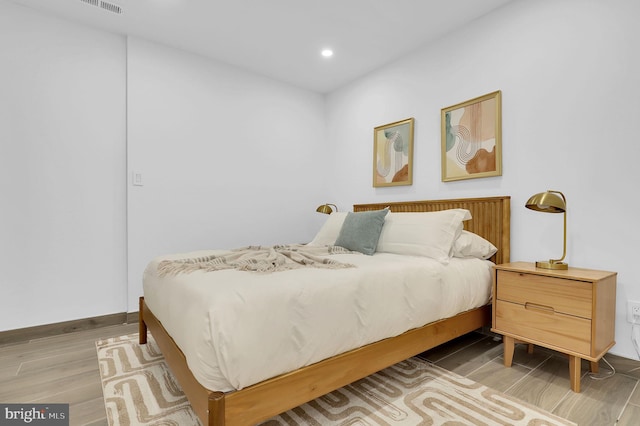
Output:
96,334,576,425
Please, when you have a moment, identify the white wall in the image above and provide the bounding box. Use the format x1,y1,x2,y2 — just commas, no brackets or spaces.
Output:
0,1,127,329
126,38,328,311
325,0,640,359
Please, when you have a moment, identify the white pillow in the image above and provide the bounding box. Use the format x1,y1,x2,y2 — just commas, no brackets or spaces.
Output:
376,209,472,263
452,230,498,259
307,212,348,246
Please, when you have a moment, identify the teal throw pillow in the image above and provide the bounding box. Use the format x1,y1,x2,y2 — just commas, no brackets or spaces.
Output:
334,208,389,255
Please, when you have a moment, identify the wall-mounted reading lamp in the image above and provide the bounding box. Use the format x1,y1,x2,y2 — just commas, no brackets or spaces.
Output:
315,204,338,214
525,190,568,270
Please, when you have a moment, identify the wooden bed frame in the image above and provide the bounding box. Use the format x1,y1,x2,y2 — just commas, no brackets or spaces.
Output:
139,195,510,426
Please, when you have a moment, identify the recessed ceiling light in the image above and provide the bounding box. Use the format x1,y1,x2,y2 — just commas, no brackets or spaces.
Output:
321,49,334,58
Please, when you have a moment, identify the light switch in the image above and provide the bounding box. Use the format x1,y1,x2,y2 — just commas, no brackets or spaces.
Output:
132,171,144,186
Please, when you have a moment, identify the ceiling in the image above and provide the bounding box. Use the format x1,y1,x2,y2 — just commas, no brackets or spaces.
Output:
8,0,513,93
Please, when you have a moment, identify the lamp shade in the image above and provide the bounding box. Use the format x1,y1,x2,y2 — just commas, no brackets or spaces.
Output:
316,203,337,214
525,191,566,213
525,190,568,270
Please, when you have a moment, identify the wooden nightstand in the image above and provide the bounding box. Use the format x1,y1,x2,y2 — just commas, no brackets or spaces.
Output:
491,261,617,392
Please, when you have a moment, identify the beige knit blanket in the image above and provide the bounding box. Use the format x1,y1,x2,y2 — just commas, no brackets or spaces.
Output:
157,244,356,276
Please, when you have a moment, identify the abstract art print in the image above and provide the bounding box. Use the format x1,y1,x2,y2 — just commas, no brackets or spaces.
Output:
441,91,502,181
373,118,414,187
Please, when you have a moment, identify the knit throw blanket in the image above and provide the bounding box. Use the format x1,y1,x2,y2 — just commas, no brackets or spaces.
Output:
157,244,356,276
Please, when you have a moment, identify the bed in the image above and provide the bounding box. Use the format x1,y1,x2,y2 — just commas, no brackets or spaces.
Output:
139,195,510,426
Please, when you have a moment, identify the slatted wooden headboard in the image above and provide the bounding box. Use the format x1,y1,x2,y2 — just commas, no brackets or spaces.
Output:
353,196,510,264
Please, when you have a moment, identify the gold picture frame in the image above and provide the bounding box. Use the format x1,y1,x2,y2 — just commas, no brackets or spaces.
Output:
373,117,414,187
441,91,502,182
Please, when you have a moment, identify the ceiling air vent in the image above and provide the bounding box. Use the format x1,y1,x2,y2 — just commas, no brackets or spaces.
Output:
99,1,123,15
79,0,123,15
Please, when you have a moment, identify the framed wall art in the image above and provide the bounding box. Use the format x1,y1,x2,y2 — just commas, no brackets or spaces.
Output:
373,117,414,187
441,91,502,182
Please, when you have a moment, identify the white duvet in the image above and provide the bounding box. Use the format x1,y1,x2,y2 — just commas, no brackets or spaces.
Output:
143,250,493,392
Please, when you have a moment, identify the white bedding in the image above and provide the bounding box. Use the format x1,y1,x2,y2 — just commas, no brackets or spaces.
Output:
143,249,493,392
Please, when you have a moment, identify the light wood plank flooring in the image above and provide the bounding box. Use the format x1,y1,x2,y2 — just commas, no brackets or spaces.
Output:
0,323,138,426
1,323,639,425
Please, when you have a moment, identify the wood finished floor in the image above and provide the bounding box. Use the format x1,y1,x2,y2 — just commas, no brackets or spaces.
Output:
1,324,639,425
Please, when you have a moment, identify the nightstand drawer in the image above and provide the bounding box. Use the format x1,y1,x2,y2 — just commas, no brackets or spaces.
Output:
495,300,592,355
496,270,592,318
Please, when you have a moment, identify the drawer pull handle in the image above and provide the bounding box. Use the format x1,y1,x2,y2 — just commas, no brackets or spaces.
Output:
525,302,555,313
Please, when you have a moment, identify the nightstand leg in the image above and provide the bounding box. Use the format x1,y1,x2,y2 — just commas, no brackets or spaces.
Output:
503,336,515,367
590,360,599,373
569,355,581,392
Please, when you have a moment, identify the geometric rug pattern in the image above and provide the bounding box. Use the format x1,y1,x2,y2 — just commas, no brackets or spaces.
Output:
96,334,199,425
97,334,576,425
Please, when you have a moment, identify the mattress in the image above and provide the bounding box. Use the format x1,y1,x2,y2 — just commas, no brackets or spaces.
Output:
143,249,493,392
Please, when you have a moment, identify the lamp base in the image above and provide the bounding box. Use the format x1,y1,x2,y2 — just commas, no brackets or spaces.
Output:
535,260,569,270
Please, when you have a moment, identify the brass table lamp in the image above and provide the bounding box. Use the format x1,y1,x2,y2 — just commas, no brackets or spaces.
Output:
316,203,338,214
525,190,568,270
